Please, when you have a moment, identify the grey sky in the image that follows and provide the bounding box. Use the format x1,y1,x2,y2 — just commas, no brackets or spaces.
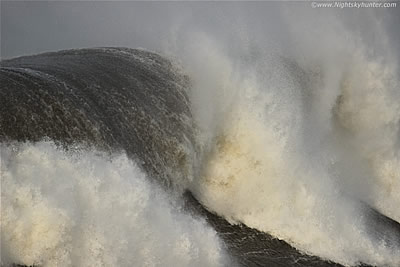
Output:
1,1,399,60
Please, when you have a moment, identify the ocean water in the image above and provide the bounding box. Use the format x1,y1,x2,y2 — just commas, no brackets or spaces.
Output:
1,2,400,267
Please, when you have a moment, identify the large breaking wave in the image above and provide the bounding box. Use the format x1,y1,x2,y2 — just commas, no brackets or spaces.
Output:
1,3,400,267
182,32,400,266
174,9,400,265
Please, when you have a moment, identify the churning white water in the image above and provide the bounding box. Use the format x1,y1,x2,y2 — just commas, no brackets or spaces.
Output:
172,7,400,267
0,142,230,267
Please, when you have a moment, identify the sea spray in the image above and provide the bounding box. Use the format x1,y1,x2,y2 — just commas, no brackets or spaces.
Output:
0,142,230,267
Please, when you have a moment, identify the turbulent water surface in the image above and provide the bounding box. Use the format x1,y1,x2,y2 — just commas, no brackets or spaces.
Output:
1,3,400,267
1,46,400,267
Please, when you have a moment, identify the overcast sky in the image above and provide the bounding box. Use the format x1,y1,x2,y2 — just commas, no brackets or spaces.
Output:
1,1,399,60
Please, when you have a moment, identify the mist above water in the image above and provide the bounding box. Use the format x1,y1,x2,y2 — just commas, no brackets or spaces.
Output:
167,5,400,266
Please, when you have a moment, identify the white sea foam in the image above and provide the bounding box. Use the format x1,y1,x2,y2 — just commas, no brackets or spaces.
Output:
172,8,400,266
0,142,230,267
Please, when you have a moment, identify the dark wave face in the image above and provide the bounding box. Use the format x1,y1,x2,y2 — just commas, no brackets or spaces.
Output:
1,48,399,267
0,48,195,188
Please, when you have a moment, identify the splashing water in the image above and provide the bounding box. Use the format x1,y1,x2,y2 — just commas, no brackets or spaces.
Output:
0,142,230,267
